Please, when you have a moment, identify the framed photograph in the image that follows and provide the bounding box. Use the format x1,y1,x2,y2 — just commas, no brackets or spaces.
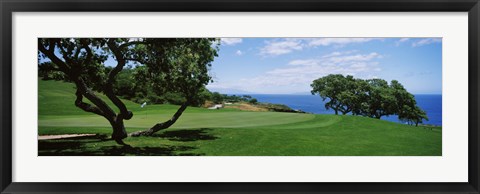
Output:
1,0,479,193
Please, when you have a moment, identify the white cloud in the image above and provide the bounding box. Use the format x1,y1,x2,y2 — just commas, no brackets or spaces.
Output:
307,38,380,47
235,50,243,56
266,52,382,77
412,38,442,47
213,51,384,94
288,59,319,66
395,38,410,46
221,38,243,46
328,52,381,63
260,39,303,56
259,38,381,56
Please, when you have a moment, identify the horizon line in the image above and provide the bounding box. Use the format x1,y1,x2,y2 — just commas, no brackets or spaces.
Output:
214,92,442,96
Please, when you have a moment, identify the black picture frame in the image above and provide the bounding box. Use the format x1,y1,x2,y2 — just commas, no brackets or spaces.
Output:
1,0,479,193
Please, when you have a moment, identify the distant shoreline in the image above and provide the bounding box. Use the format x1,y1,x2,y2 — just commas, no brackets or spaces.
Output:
217,93,442,96
238,94,443,126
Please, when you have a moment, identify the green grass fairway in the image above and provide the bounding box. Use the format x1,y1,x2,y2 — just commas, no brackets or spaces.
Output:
38,80,442,156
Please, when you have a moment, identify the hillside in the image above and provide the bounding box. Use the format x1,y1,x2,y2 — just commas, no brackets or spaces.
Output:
38,79,442,156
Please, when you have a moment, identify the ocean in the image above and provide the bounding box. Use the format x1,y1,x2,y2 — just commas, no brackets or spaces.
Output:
248,94,442,126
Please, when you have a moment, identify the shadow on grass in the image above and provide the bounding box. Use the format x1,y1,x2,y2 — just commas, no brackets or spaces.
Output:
153,128,218,142
39,128,218,156
39,139,201,156
38,134,110,155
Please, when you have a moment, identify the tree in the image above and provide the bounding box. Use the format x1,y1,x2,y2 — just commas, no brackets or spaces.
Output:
389,80,429,126
311,74,353,115
336,76,366,115
211,92,224,104
310,74,429,126
411,106,429,126
189,87,212,107
38,61,67,81
360,79,397,119
390,80,414,119
350,78,369,115
112,67,137,100
243,95,252,99
38,38,218,145
399,105,429,126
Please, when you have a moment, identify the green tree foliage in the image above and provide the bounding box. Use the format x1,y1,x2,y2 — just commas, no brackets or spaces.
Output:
223,94,255,103
338,75,367,115
211,92,224,104
390,80,429,126
38,38,219,144
311,74,356,115
399,105,428,126
208,92,256,104
189,87,212,107
361,79,397,119
105,66,211,107
311,74,428,126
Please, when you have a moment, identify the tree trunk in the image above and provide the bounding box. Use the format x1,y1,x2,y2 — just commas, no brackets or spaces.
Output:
110,118,128,145
73,79,129,144
334,109,338,115
130,101,189,137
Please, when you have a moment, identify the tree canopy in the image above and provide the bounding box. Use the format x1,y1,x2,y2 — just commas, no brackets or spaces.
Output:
38,38,219,144
311,74,428,126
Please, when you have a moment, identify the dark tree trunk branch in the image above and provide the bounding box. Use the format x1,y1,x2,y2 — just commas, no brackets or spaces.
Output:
75,77,128,141
105,39,133,120
119,40,147,50
48,39,57,52
55,39,72,64
38,40,70,73
74,89,106,117
80,39,93,68
74,78,117,120
74,45,81,59
130,101,190,137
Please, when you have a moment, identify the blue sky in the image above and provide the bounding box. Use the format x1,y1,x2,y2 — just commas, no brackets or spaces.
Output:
42,38,441,95
207,38,442,95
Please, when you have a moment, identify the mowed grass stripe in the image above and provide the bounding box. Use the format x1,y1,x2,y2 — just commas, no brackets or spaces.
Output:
39,112,316,129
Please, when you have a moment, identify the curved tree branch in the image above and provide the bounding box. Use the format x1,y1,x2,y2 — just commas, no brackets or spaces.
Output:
80,39,93,68
105,39,133,120
38,39,70,74
74,77,116,120
74,45,81,59
74,77,128,142
74,89,106,117
55,39,73,65
130,100,190,137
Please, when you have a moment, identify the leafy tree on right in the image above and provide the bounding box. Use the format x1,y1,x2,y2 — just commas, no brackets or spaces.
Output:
311,74,428,126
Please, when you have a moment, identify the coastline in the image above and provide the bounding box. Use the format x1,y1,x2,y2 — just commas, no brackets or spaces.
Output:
221,93,442,126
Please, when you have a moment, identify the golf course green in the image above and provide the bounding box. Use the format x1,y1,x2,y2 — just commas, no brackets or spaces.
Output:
38,79,442,156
